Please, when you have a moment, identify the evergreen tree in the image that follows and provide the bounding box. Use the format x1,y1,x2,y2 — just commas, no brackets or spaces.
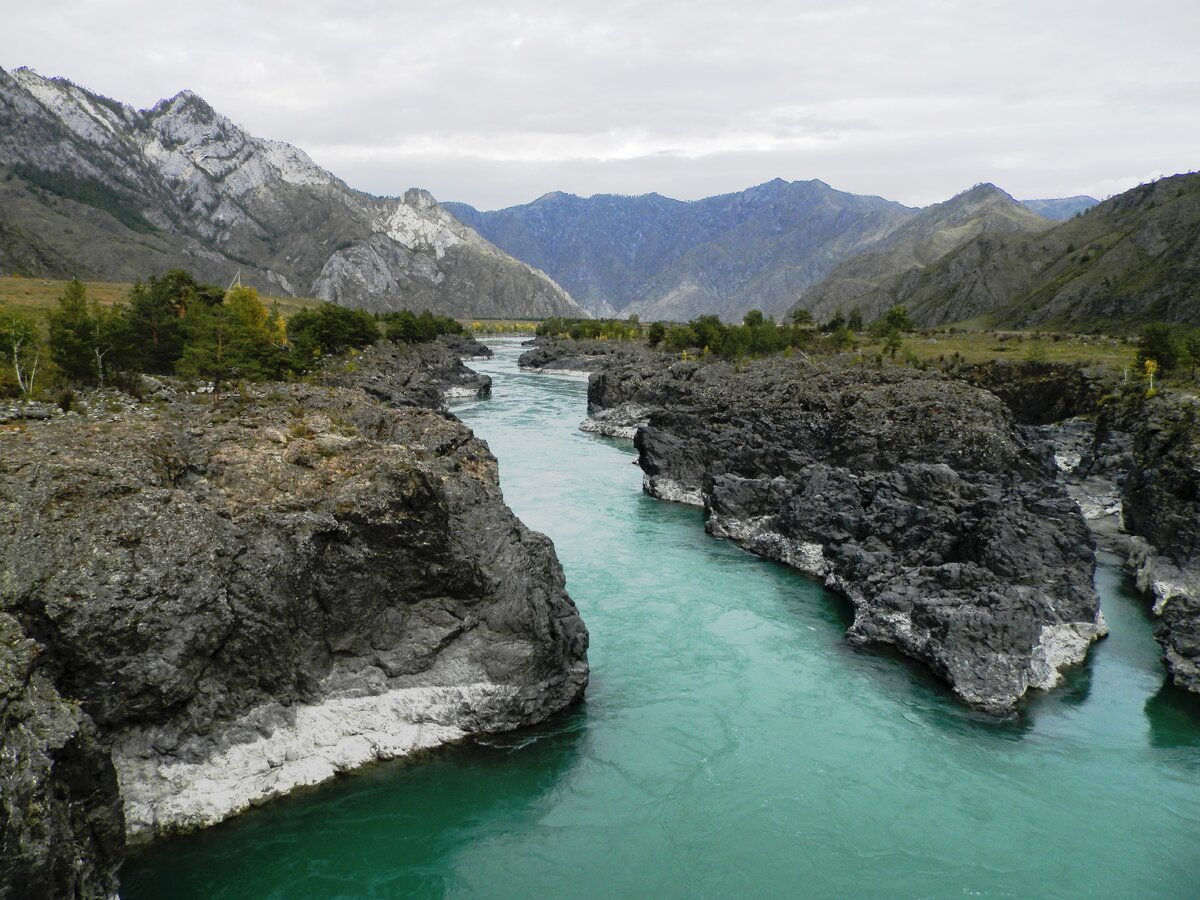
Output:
1137,323,1185,374
47,279,97,384
288,303,379,360
177,286,285,389
790,308,814,327
882,305,914,333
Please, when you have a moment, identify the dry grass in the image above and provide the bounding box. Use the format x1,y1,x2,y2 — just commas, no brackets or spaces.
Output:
858,328,1139,374
0,275,323,323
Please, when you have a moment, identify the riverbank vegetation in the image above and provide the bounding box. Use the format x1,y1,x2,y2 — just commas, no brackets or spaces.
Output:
530,307,1200,390
0,270,477,399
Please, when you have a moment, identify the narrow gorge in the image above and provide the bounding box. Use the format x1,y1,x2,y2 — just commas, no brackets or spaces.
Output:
116,339,1200,899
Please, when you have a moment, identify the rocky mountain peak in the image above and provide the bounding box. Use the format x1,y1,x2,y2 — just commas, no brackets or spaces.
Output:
0,65,586,318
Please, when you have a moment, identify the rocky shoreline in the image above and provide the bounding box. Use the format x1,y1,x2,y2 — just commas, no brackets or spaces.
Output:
527,337,1199,706
587,352,1105,715
0,340,587,898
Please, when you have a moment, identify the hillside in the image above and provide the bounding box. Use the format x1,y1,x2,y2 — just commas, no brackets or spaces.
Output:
796,184,1054,323
841,172,1200,329
1019,196,1099,220
448,179,916,322
0,66,584,319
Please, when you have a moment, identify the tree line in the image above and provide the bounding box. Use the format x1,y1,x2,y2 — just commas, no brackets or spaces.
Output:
0,269,469,398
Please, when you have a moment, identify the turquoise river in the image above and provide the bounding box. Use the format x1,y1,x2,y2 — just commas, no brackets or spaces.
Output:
123,339,1200,898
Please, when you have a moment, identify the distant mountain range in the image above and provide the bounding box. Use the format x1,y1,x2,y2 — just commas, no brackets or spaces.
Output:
447,180,917,321
824,171,1200,328
3,65,1183,331
0,66,583,318
1018,196,1099,220
447,182,1103,323
799,184,1055,323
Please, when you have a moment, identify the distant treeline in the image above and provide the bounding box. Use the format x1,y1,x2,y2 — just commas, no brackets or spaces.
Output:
539,306,917,361
0,268,470,397
537,317,640,340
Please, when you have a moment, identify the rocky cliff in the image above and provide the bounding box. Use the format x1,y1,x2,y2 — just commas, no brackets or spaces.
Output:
585,350,1104,714
0,343,588,897
0,66,585,319
1097,389,1200,691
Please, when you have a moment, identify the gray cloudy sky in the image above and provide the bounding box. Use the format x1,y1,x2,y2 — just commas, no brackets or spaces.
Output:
6,0,1199,209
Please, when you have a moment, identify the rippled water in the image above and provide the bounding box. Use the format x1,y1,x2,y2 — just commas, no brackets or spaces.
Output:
123,340,1200,898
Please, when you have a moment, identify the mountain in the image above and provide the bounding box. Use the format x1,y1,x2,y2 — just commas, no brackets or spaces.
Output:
447,179,916,321
835,172,1200,328
0,66,584,318
1019,196,1099,221
796,184,1055,323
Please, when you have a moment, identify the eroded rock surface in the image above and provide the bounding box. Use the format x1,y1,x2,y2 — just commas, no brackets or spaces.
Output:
0,344,586,896
589,355,1103,714
1099,390,1200,692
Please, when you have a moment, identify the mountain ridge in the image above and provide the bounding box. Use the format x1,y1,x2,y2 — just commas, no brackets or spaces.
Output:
447,179,917,321
0,66,585,318
796,183,1055,323
829,172,1200,328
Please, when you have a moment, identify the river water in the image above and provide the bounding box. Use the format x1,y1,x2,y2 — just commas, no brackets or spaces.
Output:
123,339,1200,898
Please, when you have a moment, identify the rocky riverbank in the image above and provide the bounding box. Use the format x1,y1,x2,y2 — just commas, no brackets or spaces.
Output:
518,339,646,377
0,341,587,898
1096,389,1200,692
588,352,1105,715
530,336,1199,703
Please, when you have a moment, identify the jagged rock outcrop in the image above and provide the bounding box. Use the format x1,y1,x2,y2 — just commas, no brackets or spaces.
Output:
0,66,585,319
518,339,646,376
588,354,1104,714
0,344,587,897
1097,389,1200,691
946,360,1119,427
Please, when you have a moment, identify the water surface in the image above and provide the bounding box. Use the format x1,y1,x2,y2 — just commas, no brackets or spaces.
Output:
123,339,1200,898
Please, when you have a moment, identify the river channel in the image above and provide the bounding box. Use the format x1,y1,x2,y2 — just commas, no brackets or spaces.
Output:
122,339,1200,898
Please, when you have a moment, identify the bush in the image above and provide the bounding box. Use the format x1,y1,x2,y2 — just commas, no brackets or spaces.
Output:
288,304,380,359
380,309,465,344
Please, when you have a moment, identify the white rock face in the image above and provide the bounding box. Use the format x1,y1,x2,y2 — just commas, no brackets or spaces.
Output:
579,404,651,440
519,367,592,379
113,681,514,842
1129,537,1199,616
379,201,462,257
708,514,828,576
12,68,127,148
1028,614,1109,689
643,474,705,507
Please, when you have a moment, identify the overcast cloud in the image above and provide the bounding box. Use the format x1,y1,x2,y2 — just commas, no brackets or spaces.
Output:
5,0,1198,209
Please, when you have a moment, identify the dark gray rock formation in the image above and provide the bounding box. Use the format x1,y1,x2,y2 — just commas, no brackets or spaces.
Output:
946,360,1119,427
323,339,493,407
588,355,1104,714
0,344,587,897
518,339,648,376
1098,389,1200,691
